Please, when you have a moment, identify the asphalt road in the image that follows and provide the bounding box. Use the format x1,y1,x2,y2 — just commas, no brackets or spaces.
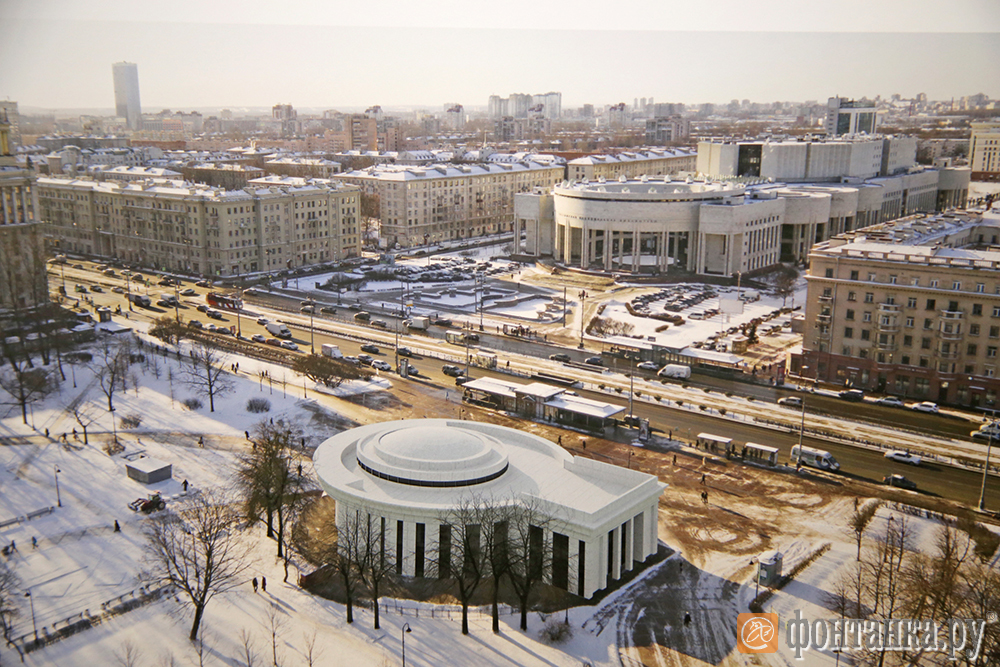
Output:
52,260,1000,511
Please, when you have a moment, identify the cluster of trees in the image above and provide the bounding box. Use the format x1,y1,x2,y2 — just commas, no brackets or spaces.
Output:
291,354,370,389
832,508,1000,666
307,494,556,636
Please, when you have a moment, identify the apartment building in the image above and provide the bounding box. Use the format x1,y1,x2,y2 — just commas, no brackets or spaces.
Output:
566,149,697,182
334,160,564,248
1,112,46,312
36,175,361,278
799,210,1000,407
970,122,1000,181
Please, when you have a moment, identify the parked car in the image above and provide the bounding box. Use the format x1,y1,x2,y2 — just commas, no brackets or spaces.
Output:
549,353,571,363
343,356,360,365
111,286,125,294
876,396,905,408
455,375,473,386
584,356,603,366
358,354,374,365
181,288,197,296
188,320,203,329
215,327,232,336
911,401,939,413
206,323,218,332
442,364,463,377
361,344,380,354
90,285,103,292
838,389,865,401
280,340,299,351
777,397,803,408
883,474,917,490
195,279,211,287
397,347,413,357
265,338,282,347
636,361,660,371
251,334,266,343
132,273,143,281
156,300,172,308
372,360,391,371
884,450,922,466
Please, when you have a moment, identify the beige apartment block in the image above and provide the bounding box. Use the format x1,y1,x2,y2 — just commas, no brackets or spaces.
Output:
566,149,696,182
970,122,1000,181
334,161,564,248
36,175,360,278
799,210,1000,407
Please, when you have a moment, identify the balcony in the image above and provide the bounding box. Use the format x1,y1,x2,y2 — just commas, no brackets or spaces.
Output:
939,310,964,321
876,319,900,334
878,303,901,314
938,348,960,360
939,327,963,341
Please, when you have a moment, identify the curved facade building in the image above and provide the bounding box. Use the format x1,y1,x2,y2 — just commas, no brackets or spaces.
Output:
313,419,665,598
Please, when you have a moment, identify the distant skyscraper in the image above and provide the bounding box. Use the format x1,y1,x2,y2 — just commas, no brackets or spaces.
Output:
112,62,142,131
0,101,20,147
825,96,877,136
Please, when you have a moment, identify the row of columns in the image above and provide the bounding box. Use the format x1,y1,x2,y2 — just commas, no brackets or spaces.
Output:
0,184,33,225
557,223,691,273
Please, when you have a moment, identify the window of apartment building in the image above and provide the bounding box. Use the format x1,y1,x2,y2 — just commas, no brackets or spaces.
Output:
822,287,832,297
993,326,1000,338
846,309,855,320
859,349,868,359
850,270,859,281
924,318,933,330
919,357,929,368
901,355,911,365
948,301,959,312
861,329,871,341
990,347,998,358
863,312,873,322
977,283,986,293
926,299,936,310
911,278,919,286
922,337,931,349
906,317,915,328
965,365,975,375
972,324,981,336
968,344,979,356
907,297,917,308
825,268,834,278
889,275,897,284
885,296,896,305
865,293,874,303
868,273,876,282
844,327,853,339
842,346,852,356
930,280,939,288
974,304,983,316
953,281,961,290
987,367,996,378
904,335,913,347
847,291,856,301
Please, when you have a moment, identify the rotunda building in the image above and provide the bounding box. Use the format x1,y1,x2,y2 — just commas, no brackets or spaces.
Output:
313,419,666,599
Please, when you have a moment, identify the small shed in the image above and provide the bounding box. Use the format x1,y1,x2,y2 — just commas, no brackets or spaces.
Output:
126,457,172,484
757,550,784,587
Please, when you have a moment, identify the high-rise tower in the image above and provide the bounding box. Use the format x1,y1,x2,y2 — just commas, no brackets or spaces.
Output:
112,61,142,131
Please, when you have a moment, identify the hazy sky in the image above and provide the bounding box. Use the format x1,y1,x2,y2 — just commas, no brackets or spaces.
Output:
2,0,998,112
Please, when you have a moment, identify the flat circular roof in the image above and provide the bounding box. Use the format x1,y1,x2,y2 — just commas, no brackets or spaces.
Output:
355,421,509,487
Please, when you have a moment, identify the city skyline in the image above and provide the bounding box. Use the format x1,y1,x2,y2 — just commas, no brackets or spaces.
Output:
1,0,998,112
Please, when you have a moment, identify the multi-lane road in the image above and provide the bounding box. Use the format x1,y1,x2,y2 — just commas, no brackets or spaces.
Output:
51,259,1000,511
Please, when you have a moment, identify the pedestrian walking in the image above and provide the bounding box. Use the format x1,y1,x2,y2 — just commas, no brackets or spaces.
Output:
557,435,562,445
672,454,677,466
701,473,706,485
45,428,49,438
198,436,204,447
581,439,587,449
245,430,250,440
31,536,37,549
252,577,258,593
183,479,189,492
114,520,120,532
261,577,266,592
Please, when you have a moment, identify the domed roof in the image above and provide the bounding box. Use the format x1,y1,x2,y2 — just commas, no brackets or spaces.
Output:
355,422,509,487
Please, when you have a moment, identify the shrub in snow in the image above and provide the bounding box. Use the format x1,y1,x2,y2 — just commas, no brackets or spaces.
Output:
119,413,142,429
246,398,271,414
539,618,572,644
719,408,726,416
699,405,707,411
183,398,203,411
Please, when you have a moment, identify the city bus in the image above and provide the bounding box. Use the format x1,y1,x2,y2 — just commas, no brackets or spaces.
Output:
206,292,243,311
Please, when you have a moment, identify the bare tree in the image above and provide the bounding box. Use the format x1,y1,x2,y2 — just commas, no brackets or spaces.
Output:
848,500,881,561
349,507,395,630
261,603,286,667
91,337,133,411
114,639,143,667
330,508,362,625
237,627,257,667
773,264,800,308
438,496,493,635
66,398,99,445
142,491,253,641
302,629,321,667
181,343,234,412
506,498,555,632
0,364,57,425
0,561,20,643
292,354,370,389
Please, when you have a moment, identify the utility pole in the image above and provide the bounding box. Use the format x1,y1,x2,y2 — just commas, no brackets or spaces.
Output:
979,409,998,511
562,284,567,326
578,290,587,349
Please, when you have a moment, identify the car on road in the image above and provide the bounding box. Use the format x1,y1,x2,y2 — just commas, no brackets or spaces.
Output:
111,286,125,294
280,340,299,351
188,320,203,329
206,323,218,332
442,364,463,377
156,299,172,307
455,375,473,386
343,356,360,365
195,279,211,287
90,285,103,292
883,474,917,490
74,284,88,293
361,344,380,354
71,263,84,269
777,397,803,407
370,319,387,328
972,423,1000,440
584,356,603,366
207,310,224,319
256,317,268,325
300,306,315,314
838,389,865,401
181,288,197,296
132,273,144,282
348,303,362,311
372,360,392,371
463,332,480,343
197,304,210,313
358,354,374,365
251,334,266,343
102,268,116,276
215,327,232,336
397,347,413,357
884,450,922,466
320,306,337,314
876,396,905,408
911,401,939,413
549,353,572,363
636,361,660,371
157,278,173,286
265,338,282,347
243,288,258,296
120,269,132,276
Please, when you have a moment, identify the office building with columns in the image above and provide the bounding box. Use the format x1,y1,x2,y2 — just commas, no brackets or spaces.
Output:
0,110,47,312
313,419,665,599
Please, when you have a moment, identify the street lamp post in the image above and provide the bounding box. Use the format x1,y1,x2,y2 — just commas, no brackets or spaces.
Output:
401,623,412,667
979,416,997,512
110,406,117,445
54,465,61,507
578,290,587,349
173,281,180,323
24,591,37,641
478,274,484,332
236,289,243,338
309,307,315,355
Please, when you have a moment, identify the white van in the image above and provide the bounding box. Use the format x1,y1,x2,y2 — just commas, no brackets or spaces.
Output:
791,445,840,471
